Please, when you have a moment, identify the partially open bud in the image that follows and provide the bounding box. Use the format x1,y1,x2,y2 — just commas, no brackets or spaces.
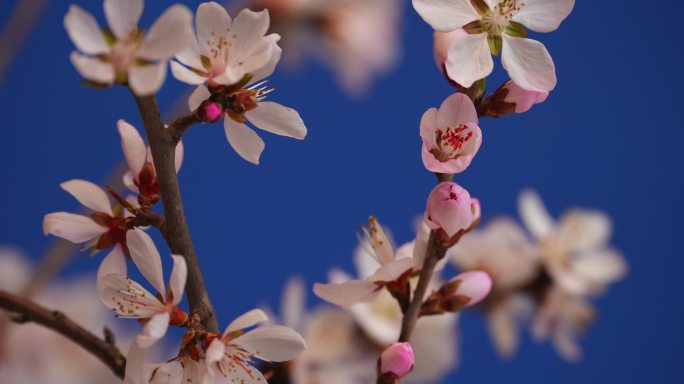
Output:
422,271,492,315
486,81,549,117
424,182,480,239
198,100,224,123
378,342,414,382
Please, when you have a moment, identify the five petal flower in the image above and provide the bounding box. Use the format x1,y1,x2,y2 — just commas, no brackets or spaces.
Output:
413,0,574,91
64,0,193,95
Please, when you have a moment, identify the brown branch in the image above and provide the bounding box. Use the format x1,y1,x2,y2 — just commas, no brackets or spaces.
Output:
168,113,200,145
132,93,218,332
0,289,125,378
398,233,447,342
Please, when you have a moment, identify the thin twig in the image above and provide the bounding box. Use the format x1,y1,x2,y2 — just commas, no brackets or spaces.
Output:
132,93,218,332
398,233,447,342
0,289,126,378
168,113,200,145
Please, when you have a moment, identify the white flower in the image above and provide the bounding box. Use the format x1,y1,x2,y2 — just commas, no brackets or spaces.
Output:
179,4,307,165
171,3,281,87
450,217,539,292
64,0,193,95
518,190,627,297
532,287,594,361
313,217,416,307
147,353,206,384
43,179,131,290
485,293,535,359
117,119,184,198
98,228,187,348
412,0,574,91
204,309,305,383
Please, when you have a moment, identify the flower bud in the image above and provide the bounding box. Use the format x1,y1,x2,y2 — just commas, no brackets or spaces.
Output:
443,271,492,307
379,342,414,379
487,81,549,117
424,182,480,238
198,101,224,123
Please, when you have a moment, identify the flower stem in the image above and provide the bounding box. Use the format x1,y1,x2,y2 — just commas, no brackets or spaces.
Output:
132,93,218,332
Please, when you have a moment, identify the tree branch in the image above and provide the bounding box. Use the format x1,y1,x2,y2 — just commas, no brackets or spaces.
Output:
167,113,200,145
0,289,125,378
132,93,218,332
398,233,447,342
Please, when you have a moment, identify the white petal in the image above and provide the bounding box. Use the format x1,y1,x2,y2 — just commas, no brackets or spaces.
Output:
556,210,612,251
169,255,187,306
175,40,203,69
129,62,167,96
513,0,575,33
138,5,194,61
445,32,493,88
245,102,307,139
196,1,233,57
412,0,480,32
124,342,147,384
501,35,556,92
149,360,184,384
226,309,269,334
126,229,166,301
518,189,555,239
571,249,627,287
370,257,414,282
224,119,265,165
137,312,170,348
60,179,112,214
104,0,143,39
234,325,305,362
224,34,281,84
204,339,225,374
64,5,108,55
313,279,380,307
118,119,147,177
222,361,265,383
70,52,115,84
175,140,184,173
43,212,106,243
98,273,162,318
97,246,127,289
188,85,211,112
229,9,270,63
250,36,282,83
281,277,305,329
170,61,207,85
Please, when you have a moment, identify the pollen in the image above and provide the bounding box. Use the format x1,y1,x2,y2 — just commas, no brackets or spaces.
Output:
437,124,472,153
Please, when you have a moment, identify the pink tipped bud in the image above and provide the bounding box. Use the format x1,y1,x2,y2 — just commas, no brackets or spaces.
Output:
448,271,492,307
503,81,549,113
424,182,479,238
433,29,467,73
379,342,414,379
199,101,223,123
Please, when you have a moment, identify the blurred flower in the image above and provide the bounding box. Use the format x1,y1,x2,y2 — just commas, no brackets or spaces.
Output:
250,0,402,96
518,190,627,297
485,293,535,359
43,179,131,285
99,229,187,349
0,249,128,384
450,218,538,292
413,0,574,91
313,217,415,307
204,309,305,383
420,93,482,174
118,119,184,202
532,287,595,362
379,342,414,379
425,182,480,239
64,0,193,95
171,3,281,88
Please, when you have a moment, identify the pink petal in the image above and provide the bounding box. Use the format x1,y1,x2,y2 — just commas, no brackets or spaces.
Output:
117,119,147,177
501,34,556,92
43,212,106,243
60,179,112,214
168,255,187,306
451,270,492,305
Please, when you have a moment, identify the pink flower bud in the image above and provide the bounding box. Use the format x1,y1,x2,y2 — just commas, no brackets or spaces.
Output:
447,271,492,307
199,101,223,123
433,29,467,73
503,81,549,113
424,182,479,238
379,342,414,378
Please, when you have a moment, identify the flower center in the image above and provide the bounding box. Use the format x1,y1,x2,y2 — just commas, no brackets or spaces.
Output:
206,31,232,70
434,124,472,161
481,0,521,32
108,30,144,77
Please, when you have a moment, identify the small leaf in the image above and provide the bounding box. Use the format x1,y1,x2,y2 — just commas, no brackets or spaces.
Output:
200,55,212,71
470,0,490,15
463,20,484,34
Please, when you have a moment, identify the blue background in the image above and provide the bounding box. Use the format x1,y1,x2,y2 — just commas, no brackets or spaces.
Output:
1,0,682,383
